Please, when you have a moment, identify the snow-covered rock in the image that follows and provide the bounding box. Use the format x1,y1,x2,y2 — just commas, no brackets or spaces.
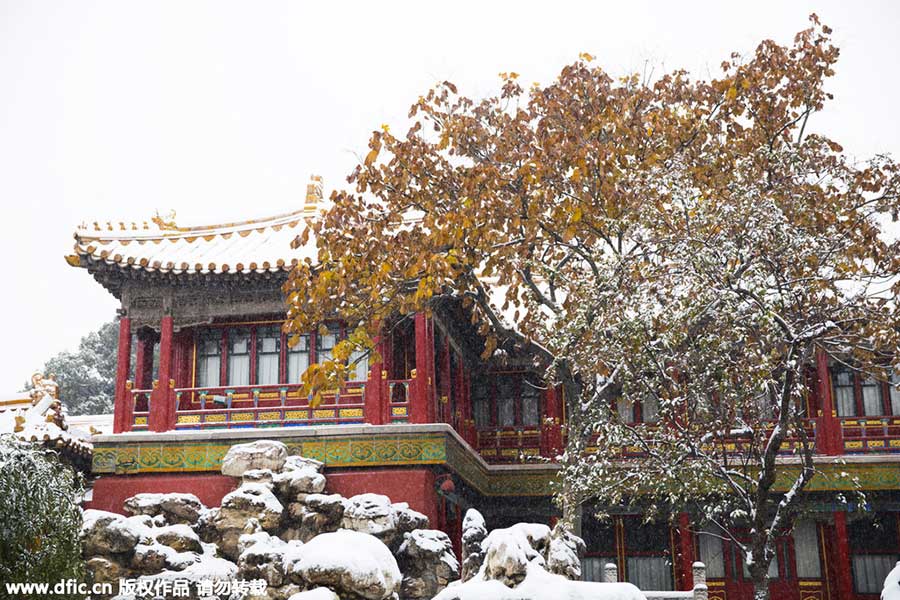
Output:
123,492,205,525
154,523,202,553
342,494,398,538
397,529,459,599
243,468,276,484
283,530,401,600
221,440,288,477
460,509,487,582
214,483,284,558
340,494,430,550
547,523,586,580
285,493,345,542
483,529,530,586
480,522,551,584
283,454,325,473
393,502,430,535
883,560,900,600
81,509,152,556
287,589,340,600
274,465,327,498
217,483,284,530
85,556,130,583
131,542,197,574
237,530,300,587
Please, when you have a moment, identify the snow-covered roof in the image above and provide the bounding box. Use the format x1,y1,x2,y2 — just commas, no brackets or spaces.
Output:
66,177,324,277
0,376,94,457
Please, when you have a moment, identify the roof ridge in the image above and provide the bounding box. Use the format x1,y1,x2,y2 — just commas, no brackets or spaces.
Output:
75,206,319,242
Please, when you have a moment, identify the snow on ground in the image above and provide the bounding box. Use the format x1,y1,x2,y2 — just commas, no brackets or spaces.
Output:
883,560,900,600
434,561,646,600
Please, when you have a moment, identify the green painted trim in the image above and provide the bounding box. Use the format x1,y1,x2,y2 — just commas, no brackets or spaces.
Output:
91,428,900,498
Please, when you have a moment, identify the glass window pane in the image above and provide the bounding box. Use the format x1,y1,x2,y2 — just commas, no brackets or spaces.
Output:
521,384,540,427
227,329,251,386
617,397,634,423
197,355,220,388
196,333,221,388
890,370,900,416
862,377,883,416
473,393,491,427
350,349,369,382
627,556,672,591
256,327,281,385
793,521,821,579
497,376,516,426
833,369,856,417
287,335,310,383
697,528,726,579
852,555,897,594
257,354,279,385
642,395,659,423
317,328,339,362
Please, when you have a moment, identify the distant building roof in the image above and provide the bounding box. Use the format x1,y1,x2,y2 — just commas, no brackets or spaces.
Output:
0,375,93,459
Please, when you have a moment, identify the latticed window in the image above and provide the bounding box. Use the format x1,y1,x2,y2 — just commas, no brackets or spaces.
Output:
642,394,660,423
520,380,540,427
832,367,856,416
317,326,339,363
792,520,822,579
861,376,884,416
349,348,369,382
256,326,281,385
850,515,900,594
623,519,673,591
227,329,251,387
287,334,310,384
196,333,221,388
891,369,900,416
497,376,516,427
697,528,725,579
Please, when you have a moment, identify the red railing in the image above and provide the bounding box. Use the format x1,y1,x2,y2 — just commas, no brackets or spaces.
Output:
840,416,900,453
476,426,543,463
387,378,413,423
129,381,367,430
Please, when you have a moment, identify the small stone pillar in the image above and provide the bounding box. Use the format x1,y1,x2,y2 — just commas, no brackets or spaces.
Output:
692,561,708,600
604,562,618,583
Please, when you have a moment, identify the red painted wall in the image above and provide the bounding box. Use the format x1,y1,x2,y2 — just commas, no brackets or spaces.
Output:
86,473,238,514
325,468,440,528
85,467,441,530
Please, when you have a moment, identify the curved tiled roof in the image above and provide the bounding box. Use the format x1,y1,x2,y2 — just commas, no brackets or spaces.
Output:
67,178,323,277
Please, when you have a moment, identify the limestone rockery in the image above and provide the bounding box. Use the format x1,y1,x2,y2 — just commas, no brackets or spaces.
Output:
81,440,585,600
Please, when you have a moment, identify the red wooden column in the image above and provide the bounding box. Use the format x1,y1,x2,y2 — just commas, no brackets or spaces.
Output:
365,335,385,425
149,315,176,432
133,332,154,390
676,513,695,589
113,316,132,433
831,512,854,599
542,386,563,457
411,313,436,424
815,349,843,455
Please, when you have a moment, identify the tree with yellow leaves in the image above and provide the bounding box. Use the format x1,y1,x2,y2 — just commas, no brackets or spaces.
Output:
285,17,899,599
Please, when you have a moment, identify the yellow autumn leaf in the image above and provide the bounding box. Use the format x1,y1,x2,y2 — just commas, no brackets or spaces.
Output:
572,206,583,223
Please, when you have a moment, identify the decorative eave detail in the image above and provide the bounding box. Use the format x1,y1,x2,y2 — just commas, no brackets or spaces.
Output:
67,176,326,281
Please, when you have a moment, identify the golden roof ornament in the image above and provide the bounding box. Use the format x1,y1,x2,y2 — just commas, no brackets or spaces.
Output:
152,210,181,231
29,372,59,405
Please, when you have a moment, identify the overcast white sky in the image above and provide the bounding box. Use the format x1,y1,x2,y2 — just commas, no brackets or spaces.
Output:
1,1,898,393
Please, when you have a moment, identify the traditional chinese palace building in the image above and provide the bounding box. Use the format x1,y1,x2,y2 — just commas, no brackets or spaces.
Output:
68,177,900,600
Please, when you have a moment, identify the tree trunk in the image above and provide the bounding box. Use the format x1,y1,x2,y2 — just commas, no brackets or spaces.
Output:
750,567,770,600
